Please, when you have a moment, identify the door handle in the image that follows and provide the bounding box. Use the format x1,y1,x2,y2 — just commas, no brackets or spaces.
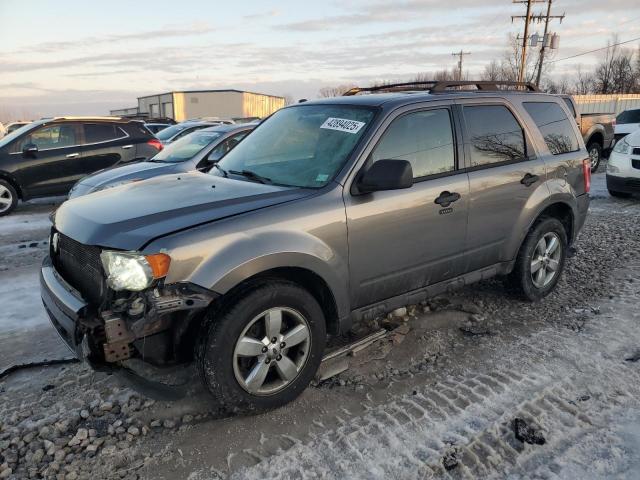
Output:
122,145,133,150
65,153,79,158
434,191,461,207
520,173,539,187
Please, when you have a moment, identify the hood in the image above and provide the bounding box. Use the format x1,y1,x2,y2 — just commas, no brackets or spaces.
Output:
615,123,640,136
623,129,640,147
77,161,180,188
55,172,313,250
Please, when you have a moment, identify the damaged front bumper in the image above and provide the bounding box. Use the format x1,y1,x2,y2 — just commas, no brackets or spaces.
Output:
40,255,217,398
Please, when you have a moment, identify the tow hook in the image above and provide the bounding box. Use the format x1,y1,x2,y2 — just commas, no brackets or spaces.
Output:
102,311,135,362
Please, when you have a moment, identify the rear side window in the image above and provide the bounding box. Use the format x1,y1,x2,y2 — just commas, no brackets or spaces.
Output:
463,105,526,167
371,109,455,178
523,102,580,155
562,97,577,118
84,124,124,144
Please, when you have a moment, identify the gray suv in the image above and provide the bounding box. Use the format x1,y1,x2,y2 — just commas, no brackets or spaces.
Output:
40,81,590,412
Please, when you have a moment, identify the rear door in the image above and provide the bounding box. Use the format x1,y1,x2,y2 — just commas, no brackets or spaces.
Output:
79,123,134,175
345,105,470,308
10,122,84,196
457,99,547,272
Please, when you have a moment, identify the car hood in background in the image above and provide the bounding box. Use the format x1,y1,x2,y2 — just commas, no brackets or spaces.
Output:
77,161,182,188
54,173,312,250
615,123,640,135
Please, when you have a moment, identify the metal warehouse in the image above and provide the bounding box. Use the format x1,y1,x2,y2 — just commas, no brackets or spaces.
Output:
111,89,285,121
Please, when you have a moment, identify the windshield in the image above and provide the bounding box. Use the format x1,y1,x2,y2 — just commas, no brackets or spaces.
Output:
617,109,640,125
155,124,193,141
0,122,38,149
215,105,375,188
151,130,223,163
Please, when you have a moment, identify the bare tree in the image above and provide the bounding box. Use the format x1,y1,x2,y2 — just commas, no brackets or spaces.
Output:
318,84,356,98
282,94,295,106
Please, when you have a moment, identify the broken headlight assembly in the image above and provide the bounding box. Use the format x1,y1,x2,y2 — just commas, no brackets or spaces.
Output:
100,251,171,291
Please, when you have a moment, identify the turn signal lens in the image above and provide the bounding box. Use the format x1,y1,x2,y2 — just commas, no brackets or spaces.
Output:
145,253,171,278
147,138,163,151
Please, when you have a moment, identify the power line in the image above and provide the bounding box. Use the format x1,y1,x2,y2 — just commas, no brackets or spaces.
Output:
451,50,471,80
548,36,640,63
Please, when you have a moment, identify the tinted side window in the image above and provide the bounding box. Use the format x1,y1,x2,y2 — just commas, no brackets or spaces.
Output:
371,109,455,178
463,105,526,167
562,97,577,118
208,131,249,161
18,124,78,150
84,124,121,143
523,102,580,155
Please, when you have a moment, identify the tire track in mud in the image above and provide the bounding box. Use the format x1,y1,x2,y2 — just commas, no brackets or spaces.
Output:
230,264,640,480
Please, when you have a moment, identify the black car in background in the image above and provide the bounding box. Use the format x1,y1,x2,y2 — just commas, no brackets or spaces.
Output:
0,117,162,215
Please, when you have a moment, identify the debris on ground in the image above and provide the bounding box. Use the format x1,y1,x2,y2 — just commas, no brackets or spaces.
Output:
459,314,491,336
441,446,460,471
513,418,546,445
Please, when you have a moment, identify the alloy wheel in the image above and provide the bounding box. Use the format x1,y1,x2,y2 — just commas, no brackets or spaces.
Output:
0,185,13,213
530,232,562,289
589,147,600,171
232,307,311,396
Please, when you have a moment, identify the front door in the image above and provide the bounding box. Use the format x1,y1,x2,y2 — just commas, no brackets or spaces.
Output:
11,122,84,197
345,106,469,308
457,100,547,272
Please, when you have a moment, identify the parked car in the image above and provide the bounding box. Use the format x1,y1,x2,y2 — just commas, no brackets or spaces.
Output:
560,95,615,172
606,129,640,197
68,123,256,198
614,108,640,142
41,81,590,412
6,121,32,134
155,120,221,145
0,117,162,215
144,123,171,134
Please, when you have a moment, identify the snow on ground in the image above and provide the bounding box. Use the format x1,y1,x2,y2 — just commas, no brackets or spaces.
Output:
0,213,52,235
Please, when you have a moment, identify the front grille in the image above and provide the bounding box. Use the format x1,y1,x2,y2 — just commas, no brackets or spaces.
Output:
633,147,640,156
632,159,640,170
54,233,105,305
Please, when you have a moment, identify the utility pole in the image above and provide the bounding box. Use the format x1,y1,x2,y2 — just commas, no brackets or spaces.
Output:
535,0,565,87
512,0,538,83
451,50,471,80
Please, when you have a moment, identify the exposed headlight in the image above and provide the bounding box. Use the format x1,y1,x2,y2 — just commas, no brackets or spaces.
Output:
613,137,630,154
100,251,171,291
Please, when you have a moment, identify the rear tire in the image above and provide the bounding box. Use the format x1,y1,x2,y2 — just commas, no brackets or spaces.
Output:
196,280,326,414
0,180,18,216
507,217,568,301
587,142,602,173
608,189,632,198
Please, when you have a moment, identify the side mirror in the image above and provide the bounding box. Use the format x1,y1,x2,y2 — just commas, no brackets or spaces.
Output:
358,159,413,193
23,143,38,156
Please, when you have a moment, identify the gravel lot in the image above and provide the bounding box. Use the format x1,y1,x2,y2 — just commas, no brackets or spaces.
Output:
1,172,640,479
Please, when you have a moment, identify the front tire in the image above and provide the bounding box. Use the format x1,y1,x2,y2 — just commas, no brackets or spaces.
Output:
0,180,18,216
197,280,326,413
507,217,568,301
587,142,602,173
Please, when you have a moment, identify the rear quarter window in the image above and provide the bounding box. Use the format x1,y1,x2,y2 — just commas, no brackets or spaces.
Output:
84,124,125,144
523,102,580,155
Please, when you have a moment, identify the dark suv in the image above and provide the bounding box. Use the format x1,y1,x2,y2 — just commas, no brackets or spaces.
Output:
41,82,591,412
0,117,161,215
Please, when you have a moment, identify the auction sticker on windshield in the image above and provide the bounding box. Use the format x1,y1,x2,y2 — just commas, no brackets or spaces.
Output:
320,117,366,134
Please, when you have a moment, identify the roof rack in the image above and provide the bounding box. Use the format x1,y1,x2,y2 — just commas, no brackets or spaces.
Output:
342,80,539,96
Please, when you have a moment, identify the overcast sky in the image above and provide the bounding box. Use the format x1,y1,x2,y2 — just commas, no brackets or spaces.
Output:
0,0,639,117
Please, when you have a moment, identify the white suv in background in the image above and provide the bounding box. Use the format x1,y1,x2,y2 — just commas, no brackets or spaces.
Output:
607,129,640,198
615,109,640,140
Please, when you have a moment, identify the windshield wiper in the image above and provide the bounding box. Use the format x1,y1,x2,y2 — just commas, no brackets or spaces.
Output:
213,163,228,177
228,169,272,184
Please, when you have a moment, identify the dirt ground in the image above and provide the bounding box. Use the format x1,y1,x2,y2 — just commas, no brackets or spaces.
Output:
2,172,640,479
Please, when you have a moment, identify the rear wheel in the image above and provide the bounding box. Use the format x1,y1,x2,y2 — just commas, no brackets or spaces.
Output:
507,217,568,301
196,280,326,413
0,180,18,216
587,142,602,173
